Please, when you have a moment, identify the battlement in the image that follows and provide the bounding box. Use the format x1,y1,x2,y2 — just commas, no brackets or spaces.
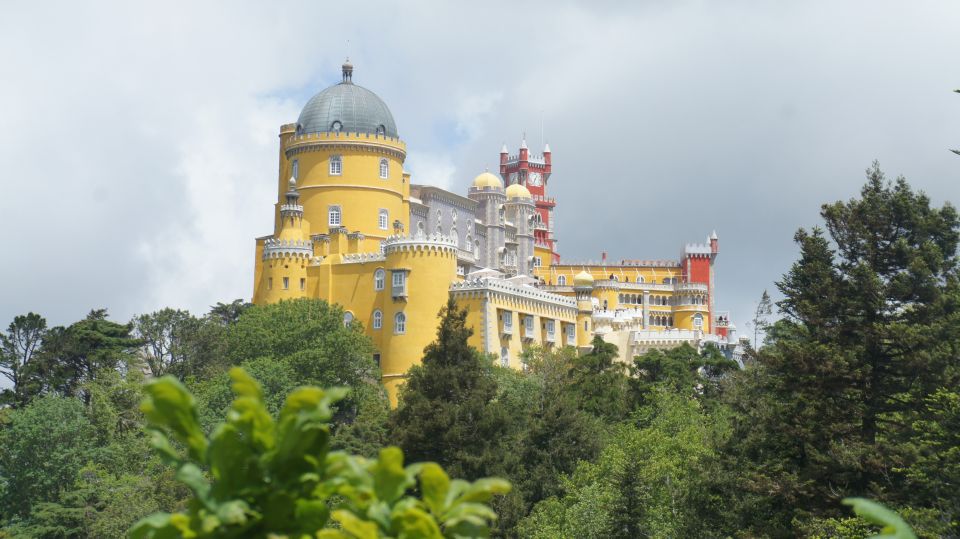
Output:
558,260,681,268
280,203,303,214
341,252,387,264
262,238,313,259
381,233,458,255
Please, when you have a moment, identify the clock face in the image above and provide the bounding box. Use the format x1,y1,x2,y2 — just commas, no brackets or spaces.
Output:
528,171,542,186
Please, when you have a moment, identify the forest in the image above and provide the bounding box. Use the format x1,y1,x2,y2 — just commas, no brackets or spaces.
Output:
0,163,957,538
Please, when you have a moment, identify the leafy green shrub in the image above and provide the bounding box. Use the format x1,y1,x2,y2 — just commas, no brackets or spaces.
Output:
131,368,510,538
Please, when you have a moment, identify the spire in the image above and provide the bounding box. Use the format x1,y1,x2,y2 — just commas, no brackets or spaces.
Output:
500,143,508,154
520,136,527,150
341,58,353,83
285,177,301,205
544,142,551,153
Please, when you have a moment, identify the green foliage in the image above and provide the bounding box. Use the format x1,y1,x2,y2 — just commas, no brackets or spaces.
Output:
518,389,729,538
567,336,627,422
843,498,917,539
720,164,960,535
629,343,737,408
0,395,97,518
390,299,511,482
130,368,510,538
0,312,47,406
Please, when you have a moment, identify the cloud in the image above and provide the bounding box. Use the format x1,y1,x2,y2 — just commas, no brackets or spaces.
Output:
1,0,958,337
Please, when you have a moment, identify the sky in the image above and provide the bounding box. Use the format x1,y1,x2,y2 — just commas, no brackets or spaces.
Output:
0,0,958,337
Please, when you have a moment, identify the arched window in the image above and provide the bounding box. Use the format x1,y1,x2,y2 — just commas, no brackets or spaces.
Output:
372,310,383,330
378,209,389,230
328,205,342,226
329,155,342,175
557,275,566,286
417,221,425,237
693,313,703,329
343,312,354,326
663,277,670,284
394,312,406,334
450,227,458,243
379,158,389,179
638,276,644,283
374,269,385,290
376,124,386,135
500,347,509,368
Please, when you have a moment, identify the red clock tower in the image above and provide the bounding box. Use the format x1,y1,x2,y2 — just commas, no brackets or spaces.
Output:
500,139,559,262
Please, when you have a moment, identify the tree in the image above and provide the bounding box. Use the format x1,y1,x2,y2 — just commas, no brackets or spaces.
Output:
130,368,510,537
31,309,141,404
0,395,97,519
0,312,47,406
567,335,628,422
721,163,960,534
207,299,251,326
751,289,774,348
133,308,201,378
517,390,730,538
629,343,738,408
390,298,512,482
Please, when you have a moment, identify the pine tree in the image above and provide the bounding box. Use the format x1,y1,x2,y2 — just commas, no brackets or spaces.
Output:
390,298,512,481
723,163,960,534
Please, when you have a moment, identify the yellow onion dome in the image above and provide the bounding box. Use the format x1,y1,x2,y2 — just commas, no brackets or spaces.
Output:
574,270,595,287
505,183,532,199
472,171,502,189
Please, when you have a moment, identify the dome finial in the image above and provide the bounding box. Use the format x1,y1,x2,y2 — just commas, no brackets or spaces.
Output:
342,58,353,83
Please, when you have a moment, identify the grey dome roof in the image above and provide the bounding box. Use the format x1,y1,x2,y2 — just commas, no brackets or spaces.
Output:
297,65,398,137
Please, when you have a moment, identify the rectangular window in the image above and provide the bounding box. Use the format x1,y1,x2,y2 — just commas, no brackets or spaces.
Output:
502,311,513,333
391,271,407,297
524,315,534,338
373,353,381,368
534,257,542,267
267,277,273,290
378,209,388,230
329,155,342,176
291,159,299,180
299,278,306,291
329,206,341,226
282,277,289,289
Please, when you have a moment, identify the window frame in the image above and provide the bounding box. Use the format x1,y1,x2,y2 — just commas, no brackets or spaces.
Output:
329,155,342,176
328,205,342,227
394,312,406,335
373,309,383,330
378,209,389,230
379,158,389,179
374,269,385,290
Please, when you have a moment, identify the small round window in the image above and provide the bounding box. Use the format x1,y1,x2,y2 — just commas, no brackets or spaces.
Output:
331,121,342,132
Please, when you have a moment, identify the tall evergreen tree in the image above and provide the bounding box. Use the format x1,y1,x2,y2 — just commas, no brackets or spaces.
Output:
722,163,960,534
568,335,628,422
390,298,511,481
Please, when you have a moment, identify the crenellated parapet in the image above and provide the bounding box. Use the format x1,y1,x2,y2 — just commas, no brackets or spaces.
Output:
450,277,577,313
381,233,458,255
262,238,314,259
341,252,387,264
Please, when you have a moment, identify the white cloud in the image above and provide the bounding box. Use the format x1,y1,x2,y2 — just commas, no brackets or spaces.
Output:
1,0,959,333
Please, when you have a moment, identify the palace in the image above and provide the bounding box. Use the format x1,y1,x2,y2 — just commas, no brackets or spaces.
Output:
252,62,743,403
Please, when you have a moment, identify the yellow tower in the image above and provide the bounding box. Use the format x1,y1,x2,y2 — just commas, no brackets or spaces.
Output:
277,60,408,252
255,178,313,303
573,271,595,349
